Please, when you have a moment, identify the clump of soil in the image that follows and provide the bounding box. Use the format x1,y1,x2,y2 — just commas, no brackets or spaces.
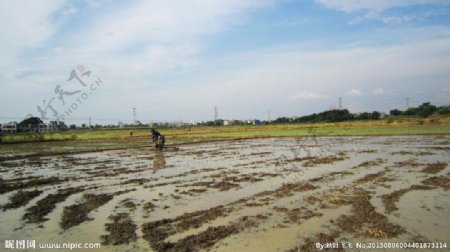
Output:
143,202,156,212
60,193,113,229
0,176,63,194
356,171,386,183
336,189,404,238
188,175,258,192
422,176,450,189
145,215,258,252
175,206,227,230
2,190,42,210
394,159,421,168
274,183,318,197
381,185,433,213
354,158,384,169
303,155,347,167
23,187,84,223
169,225,239,251
358,149,378,153
117,198,137,211
141,205,230,251
422,162,447,174
101,213,137,245
211,181,240,191
277,207,322,224
391,151,414,155
311,187,353,208
120,178,150,186
289,156,317,163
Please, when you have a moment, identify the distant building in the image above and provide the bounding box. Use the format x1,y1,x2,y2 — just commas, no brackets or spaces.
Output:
253,119,261,125
1,122,17,133
21,122,49,132
38,123,50,132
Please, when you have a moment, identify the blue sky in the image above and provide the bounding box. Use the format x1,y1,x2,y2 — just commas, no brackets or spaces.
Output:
1,0,450,124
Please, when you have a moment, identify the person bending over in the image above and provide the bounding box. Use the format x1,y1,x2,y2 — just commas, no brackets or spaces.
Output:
151,128,165,150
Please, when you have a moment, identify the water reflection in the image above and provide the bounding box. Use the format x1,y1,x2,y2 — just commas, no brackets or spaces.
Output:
153,150,166,173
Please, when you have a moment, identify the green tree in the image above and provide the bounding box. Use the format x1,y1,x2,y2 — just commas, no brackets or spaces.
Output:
18,117,43,132
417,102,436,117
390,109,402,116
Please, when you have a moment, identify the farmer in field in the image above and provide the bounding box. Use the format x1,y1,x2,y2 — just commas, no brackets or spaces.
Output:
151,128,165,150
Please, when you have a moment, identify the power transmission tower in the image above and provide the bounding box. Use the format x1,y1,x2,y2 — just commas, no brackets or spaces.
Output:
339,97,342,109
214,107,218,121
133,107,136,124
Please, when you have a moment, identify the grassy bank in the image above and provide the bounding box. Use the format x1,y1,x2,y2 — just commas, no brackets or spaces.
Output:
1,117,449,159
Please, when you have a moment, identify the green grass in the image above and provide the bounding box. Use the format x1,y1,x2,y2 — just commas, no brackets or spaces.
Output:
1,117,449,159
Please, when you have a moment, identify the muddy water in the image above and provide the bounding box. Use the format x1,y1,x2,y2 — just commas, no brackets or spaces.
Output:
1,136,449,251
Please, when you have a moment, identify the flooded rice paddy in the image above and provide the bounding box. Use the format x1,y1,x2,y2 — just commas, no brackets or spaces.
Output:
1,136,449,251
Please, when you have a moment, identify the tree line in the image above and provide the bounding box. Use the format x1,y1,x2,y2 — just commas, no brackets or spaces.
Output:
273,102,449,124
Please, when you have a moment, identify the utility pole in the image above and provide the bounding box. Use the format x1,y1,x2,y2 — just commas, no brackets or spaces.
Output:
406,97,410,109
268,110,271,122
89,117,91,128
133,107,136,124
339,97,342,109
214,107,218,121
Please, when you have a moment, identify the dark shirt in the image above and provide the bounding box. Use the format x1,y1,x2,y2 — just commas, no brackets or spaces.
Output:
152,131,161,142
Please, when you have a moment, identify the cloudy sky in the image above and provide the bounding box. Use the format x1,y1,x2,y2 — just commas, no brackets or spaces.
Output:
1,0,450,124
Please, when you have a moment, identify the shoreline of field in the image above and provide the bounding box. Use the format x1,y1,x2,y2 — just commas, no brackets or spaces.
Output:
1,118,449,160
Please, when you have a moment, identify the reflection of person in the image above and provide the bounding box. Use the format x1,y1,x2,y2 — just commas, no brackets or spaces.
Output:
153,150,166,173
151,128,165,150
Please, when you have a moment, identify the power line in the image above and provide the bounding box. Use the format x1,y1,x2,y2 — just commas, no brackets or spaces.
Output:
214,106,218,121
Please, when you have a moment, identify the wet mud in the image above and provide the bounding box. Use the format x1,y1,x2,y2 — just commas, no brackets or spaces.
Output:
0,135,449,251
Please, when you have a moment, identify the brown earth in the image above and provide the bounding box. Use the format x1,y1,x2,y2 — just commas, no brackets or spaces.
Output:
60,193,114,229
2,190,42,210
23,187,85,223
101,213,137,245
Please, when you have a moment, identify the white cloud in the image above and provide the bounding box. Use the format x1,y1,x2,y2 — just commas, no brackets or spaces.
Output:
372,88,386,95
24,0,277,86
0,0,66,78
315,0,449,13
347,89,363,96
1,1,450,121
72,0,274,55
293,91,328,99
0,0,64,49
317,0,450,25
